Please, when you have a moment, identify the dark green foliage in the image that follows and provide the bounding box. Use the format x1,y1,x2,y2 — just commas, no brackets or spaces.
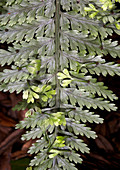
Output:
0,0,6,14
0,0,120,169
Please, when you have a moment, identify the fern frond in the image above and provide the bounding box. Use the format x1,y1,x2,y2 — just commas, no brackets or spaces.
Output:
62,12,113,38
66,118,97,139
56,156,77,170
0,0,120,169
65,137,90,153
88,62,120,76
21,128,42,140
28,138,48,154
70,72,118,100
0,81,27,93
67,108,103,124
0,69,29,83
62,88,117,111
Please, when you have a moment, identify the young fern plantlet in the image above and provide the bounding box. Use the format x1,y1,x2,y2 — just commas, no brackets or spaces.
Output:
0,0,120,169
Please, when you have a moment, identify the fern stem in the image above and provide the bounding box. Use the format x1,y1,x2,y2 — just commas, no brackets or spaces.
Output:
55,0,60,108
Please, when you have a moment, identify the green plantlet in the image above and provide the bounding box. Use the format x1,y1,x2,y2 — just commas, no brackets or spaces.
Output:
0,0,120,169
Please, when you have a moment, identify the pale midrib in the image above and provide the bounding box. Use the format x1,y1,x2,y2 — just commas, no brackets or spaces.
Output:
55,0,60,108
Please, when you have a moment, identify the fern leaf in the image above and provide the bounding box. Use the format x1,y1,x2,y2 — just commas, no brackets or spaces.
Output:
57,156,77,170
66,118,97,139
0,0,120,169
